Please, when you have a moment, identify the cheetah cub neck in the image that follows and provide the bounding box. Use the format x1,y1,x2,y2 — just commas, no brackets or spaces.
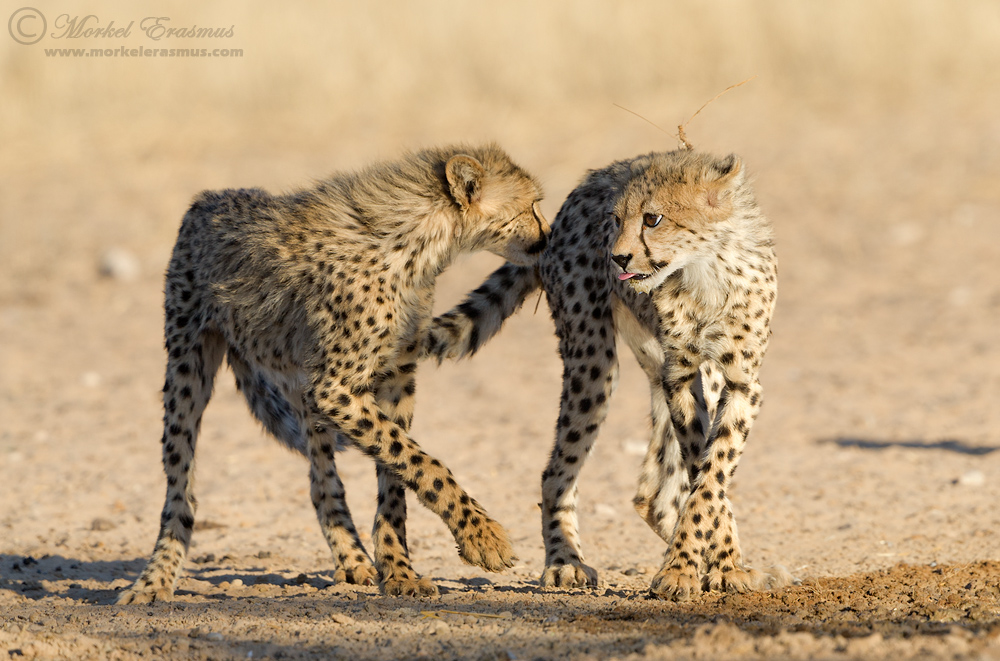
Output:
610,151,773,310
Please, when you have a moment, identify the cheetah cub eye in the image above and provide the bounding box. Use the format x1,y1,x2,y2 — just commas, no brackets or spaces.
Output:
642,213,662,228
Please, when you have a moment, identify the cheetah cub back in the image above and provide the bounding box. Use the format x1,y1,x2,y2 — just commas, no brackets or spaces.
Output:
426,150,793,600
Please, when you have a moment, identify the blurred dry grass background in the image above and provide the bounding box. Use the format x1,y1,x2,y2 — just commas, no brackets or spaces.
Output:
5,1,1000,162
3,1,1000,167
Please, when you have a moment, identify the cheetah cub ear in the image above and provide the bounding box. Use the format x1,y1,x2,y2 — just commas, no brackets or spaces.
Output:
445,154,487,212
702,153,745,218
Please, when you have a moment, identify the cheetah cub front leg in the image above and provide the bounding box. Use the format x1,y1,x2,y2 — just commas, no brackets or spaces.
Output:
646,357,768,600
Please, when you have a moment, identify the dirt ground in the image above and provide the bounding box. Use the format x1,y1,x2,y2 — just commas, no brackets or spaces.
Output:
3,2,1000,659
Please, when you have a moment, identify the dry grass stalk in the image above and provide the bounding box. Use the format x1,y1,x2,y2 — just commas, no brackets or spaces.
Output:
615,74,758,150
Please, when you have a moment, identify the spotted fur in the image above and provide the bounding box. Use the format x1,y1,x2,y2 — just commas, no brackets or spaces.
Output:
425,150,793,600
117,144,549,604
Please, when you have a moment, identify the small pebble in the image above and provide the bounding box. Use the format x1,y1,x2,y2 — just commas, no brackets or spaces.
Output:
230,578,244,588
958,470,985,487
90,518,116,531
205,632,224,641
594,503,617,517
622,439,647,456
99,248,140,281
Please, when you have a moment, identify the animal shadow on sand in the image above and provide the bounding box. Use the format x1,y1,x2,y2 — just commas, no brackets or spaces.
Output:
0,553,355,605
826,437,999,456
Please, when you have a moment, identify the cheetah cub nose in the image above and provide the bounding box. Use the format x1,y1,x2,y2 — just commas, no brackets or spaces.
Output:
611,253,632,271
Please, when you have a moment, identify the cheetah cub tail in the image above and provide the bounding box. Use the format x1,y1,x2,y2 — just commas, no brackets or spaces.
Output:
422,262,541,362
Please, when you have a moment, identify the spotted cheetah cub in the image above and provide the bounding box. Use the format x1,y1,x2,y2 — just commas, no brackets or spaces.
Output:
426,150,792,600
117,144,549,604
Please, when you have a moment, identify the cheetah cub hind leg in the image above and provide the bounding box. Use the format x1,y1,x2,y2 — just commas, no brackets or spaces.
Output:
228,350,380,588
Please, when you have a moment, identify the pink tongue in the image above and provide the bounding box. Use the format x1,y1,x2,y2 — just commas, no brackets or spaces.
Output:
618,273,637,280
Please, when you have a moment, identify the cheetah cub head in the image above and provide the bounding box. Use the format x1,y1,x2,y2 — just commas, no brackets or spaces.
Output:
445,145,550,266
611,151,748,294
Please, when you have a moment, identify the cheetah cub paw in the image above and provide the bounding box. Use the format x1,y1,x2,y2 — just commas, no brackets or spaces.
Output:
333,562,379,588
454,516,517,572
540,563,598,589
116,583,173,605
649,566,702,601
381,574,438,597
704,566,767,594
705,564,798,594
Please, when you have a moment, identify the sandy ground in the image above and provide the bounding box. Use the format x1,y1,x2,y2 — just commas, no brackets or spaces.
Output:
3,2,1000,659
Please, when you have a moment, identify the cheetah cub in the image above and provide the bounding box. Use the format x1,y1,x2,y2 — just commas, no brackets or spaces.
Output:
426,150,792,600
117,144,549,604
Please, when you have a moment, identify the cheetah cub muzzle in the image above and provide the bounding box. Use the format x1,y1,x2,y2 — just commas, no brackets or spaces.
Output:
117,144,549,604
425,150,795,600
